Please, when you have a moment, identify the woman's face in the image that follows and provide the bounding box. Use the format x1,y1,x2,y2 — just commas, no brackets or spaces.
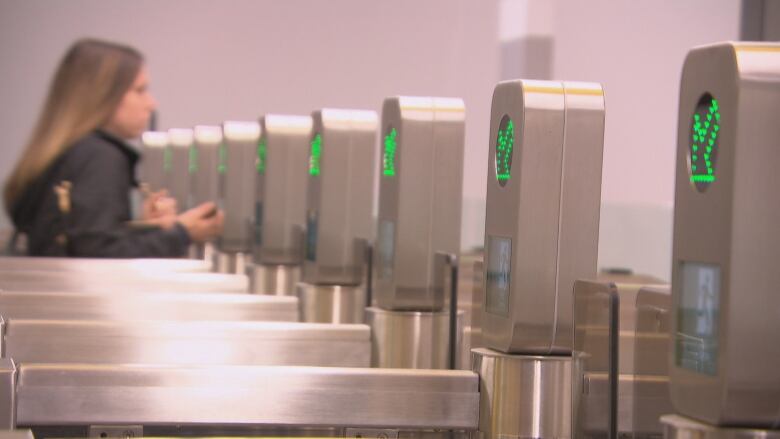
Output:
104,66,157,139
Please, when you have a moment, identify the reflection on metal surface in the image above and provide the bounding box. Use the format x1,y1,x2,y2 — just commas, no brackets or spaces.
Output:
634,285,674,437
0,359,14,429
4,320,370,367
457,253,484,329
297,283,366,323
458,253,484,370
461,327,482,372
472,348,572,439
28,426,471,439
0,291,299,322
597,268,666,285
573,280,672,439
188,242,217,271
251,264,301,295
15,364,479,431
581,373,671,439
0,256,211,274
661,414,780,439
0,269,248,294
213,251,249,277
366,307,462,369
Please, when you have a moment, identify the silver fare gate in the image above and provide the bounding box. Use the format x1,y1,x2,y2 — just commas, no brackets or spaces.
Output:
366,96,465,369
250,114,312,295
139,131,168,193
166,128,194,214
3,360,479,438
297,109,377,324
215,121,261,275
475,80,605,439
661,42,780,438
191,125,223,262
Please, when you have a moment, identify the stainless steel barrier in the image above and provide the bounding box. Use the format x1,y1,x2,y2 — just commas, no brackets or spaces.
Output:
0,256,212,274
0,291,298,322
473,348,572,439
661,415,780,439
572,280,672,439
0,359,13,429
2,320,370,367
0,431,32,439
0,270,248,294
366,307,462,370
14,363,479,437
457,252,483,370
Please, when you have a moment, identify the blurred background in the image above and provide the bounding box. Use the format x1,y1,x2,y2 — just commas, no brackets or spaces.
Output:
0,0,774,280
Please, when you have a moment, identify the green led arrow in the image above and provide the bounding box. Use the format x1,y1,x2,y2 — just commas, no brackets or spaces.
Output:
495,116,514,183
383,127,398,177
256,137,267,174
689,95,720,191
309,133,322,176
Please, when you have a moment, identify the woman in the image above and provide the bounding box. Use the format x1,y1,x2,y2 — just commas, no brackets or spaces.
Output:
4,39,223,257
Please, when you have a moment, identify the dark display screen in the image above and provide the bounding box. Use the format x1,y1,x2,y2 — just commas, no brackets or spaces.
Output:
676,261,720,375
485,235,512,316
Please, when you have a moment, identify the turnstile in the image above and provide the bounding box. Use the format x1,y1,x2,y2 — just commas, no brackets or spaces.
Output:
475,79,605,439
250,114,311,295
191,125,223,261
166,128,194,213
297,109,378,323
664,42,780,434
215,121,260,274
367,96,465,369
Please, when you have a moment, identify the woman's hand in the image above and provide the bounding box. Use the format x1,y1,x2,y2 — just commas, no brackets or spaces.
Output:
176,202,224,243
142,189,178,220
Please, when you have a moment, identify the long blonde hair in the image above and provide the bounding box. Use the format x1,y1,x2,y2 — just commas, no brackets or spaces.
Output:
4,38,143,213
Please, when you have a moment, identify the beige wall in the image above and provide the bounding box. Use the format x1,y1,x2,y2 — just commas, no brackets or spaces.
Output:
549,0,740,280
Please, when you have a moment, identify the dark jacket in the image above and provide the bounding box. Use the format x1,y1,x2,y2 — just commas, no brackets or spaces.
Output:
10,130,190,257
